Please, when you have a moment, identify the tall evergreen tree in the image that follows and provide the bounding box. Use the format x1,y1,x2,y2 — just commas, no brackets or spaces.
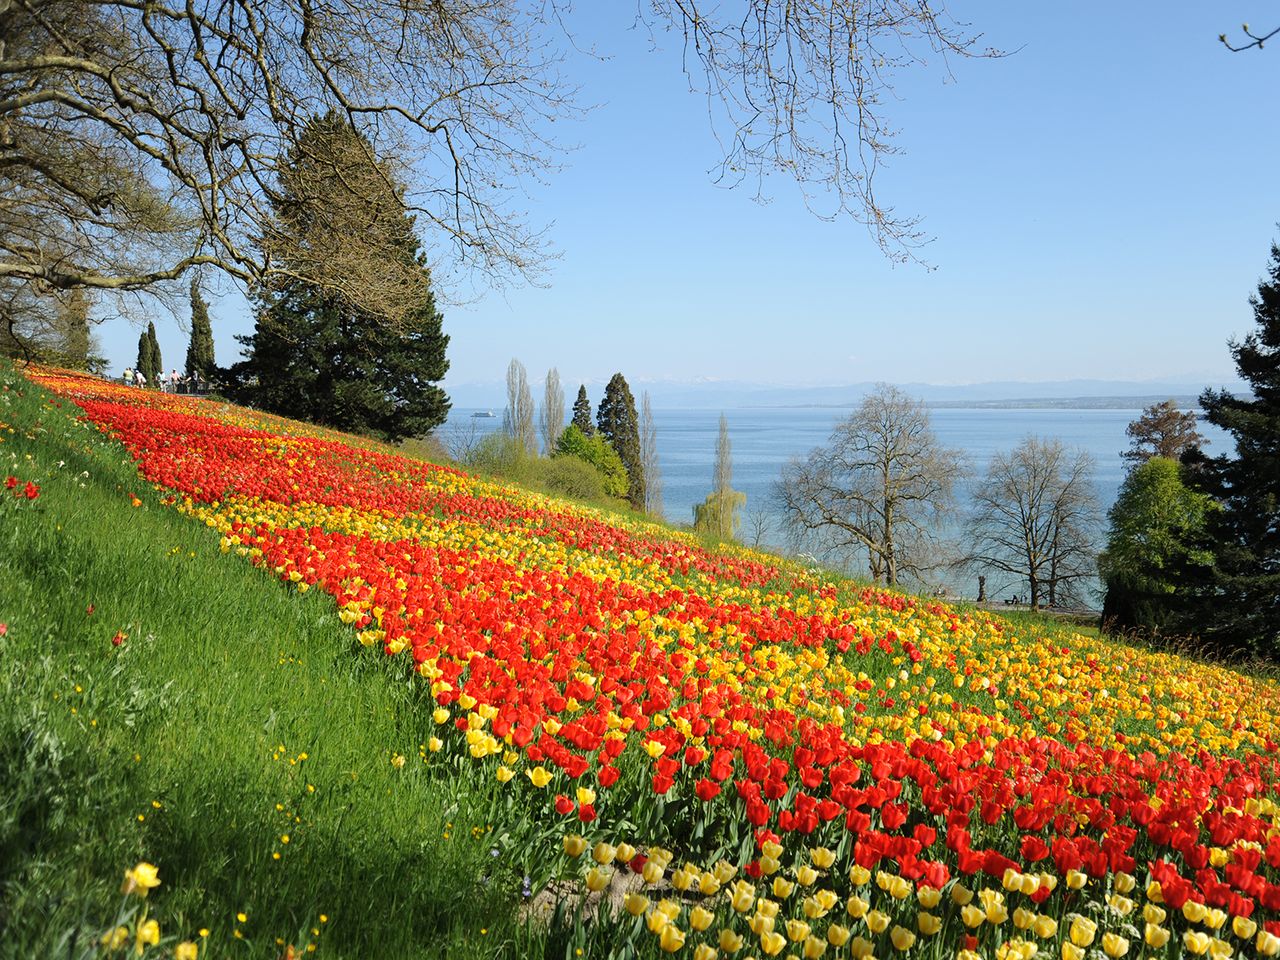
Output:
596,372,644,510
137,321,161,384
571,385,595,436
148,322,162,381
1184,239,1280,656
226,114,450,441
185,279,217,379
56,289,91,368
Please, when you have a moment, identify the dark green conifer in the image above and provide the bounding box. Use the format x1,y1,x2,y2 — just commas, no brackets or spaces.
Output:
185,279,217,379
571,385,595,436
596,372,644,509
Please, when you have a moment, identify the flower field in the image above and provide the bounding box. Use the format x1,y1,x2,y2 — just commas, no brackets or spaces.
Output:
24,366,1280,960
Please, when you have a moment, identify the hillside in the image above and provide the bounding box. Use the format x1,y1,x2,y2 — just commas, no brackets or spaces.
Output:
4,362,1280,960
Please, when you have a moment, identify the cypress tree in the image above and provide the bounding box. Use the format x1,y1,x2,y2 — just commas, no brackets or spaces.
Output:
136,330,150,383
1184,239,1280,656
571,385,595,436
227,113,450,441
596,372,644,510
147,322,162,382
137,321,161,384
185,279,217,379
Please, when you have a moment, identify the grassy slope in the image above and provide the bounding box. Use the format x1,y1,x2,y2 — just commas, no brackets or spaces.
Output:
0,366,538,958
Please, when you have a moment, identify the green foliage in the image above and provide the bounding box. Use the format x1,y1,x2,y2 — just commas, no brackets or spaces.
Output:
553,424,629,498
1184,239,1280,656
184,279,217,380
1098,457,1216,638
136,322,161,385
226,113,450,442
0,358,533,958
465,429,623,507
692,489,746,541
596,373,643,509
570,385,594,436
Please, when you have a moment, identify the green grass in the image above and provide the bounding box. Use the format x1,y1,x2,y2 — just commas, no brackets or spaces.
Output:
0,364,543,959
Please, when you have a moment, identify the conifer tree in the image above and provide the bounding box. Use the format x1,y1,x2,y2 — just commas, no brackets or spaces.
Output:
137,321,161,384
596,372,644,510
226,113,450,441
1183,239,1280,655
148,322,162,381
185,279,217,379
571,385,595,436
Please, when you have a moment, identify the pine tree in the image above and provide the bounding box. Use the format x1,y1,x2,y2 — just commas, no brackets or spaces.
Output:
571,385,595,436
136,330,149,382
1184,239,1280,655
147,322,162,382
137,321,161,384
185,279,217,379
1122,400,1206,466
226,113,450,441
596,372,644,510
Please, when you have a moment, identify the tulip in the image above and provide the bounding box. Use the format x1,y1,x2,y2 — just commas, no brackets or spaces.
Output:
849,936,874,959
427,736,442,752
122,862,161,897
719,929,745,953
526,765,552,787
759,855,781,876
760,930,787,956
890,925,915,951
175,943,199,960
1107,895,1133,916
592,841,616,864
917,911,942,936
827,924,851,947
643,861,665,884
917,885,941,908
1232,916,1256,940
1184,901,1208,924
694,945,718,960
659,923,686,953
699,871,721,896
657,900,682,921
713,860,736,883
786,919,812,942
802,935,828,959
615,843,637,863
575,786,596,806
101,927,129,950
625,893,650,917
846,895,869,919
796,865,819,886
1142,904,1166,925
1257,930,1280,957
686,905,714,932
136,919,161,951
585,866,611,892
1065,870,1087,890
563,834,587,857
961,904,986,928
951,883,974,905
811,847,836,869
1032,915,1057,939
731,881,755,913
849,865,871,886
496,765,515,782
1013,907,1034,930
1069,915,1096,947
1113,872,1135,894
772,877,795,899
749,914,776,936
1206,939,1231,960
866,910,890,934
1101,933,1129,958
756,899,780,919
1204,908,1226,930
1184,931,1212,955
1144,923,1170,948
1061,944,1085,960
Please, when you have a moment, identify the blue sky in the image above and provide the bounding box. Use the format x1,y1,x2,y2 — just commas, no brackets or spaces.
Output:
95,2,1280,397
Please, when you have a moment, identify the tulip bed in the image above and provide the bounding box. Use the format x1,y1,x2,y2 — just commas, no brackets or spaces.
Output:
28,366,1280,960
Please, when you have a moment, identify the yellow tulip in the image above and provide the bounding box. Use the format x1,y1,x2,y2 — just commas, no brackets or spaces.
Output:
1257,930,1280,957
804,934,828,959
1205,908,1226,931
1183,901,1208,924
1107,894,1134,916
890,925,916,951
427,736,443,752
796,865,819,886
625,893,650,917
849,865,871,886
690,906,714,932
432,707,450,724
1147,881,1164,903
643,860,665,884
1232,916,1257,940
101,927,129,950
122,862,161,897
958,952,983,960
714,860,736,883
615,842,637,863
917,911,941,935
886,875,911,900
748,914,776,937
760,930,787,956
1069,915,1096,947
951,883,974,905
756,899,780,919
496,765,515,782
760,855,782,876
694,945,718,960
827,923,851,947
719,929,745,953
699,871,722,896
1061,943,1085,960
866,910,890,934
526,765,552,788
786,919,812,942
575,786,596,806
657,900,682,921
1101,932,1129,958
731,881,755,913
1207,938,1231,960
846,895,869,919
917,885,941,908
1143,904,1166,925
1012,907,1034,930
773,877,795,899
592,841,616,865
961,904,986,928
1032,915,1057,939
1002,868,1023,891
659,923,686,953
585,866,611,892
811,847,836,869
1144,923,1170,948
1184,930,1212,955
761,840,784,860
175,943,199,960
672,867,695,892
849,936,875,960
1065,870,1087,890
136,919,160,950
1114,872,1136,894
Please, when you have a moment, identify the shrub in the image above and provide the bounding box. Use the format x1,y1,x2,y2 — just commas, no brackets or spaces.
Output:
553,425,628,498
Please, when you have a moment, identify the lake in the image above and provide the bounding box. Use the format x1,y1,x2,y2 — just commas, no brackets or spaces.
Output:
440,405,1232,605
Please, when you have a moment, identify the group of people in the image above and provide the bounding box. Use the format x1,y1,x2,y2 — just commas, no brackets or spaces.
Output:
121,367,209,393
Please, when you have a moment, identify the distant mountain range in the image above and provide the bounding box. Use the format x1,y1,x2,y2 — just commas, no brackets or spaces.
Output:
444,377,1249,410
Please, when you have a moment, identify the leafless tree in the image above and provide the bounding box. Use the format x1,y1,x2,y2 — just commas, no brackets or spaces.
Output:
1122,400,1206,466
503,358,536,456
540,367,565,455
1220,23,1279,51
639,390,663,517
964,436,1101,610
1,0,994,325
744,508,773,550
777,384,966,586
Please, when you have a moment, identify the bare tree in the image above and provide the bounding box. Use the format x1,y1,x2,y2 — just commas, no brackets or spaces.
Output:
1122,400,1206,466
639,390,663,517
0,0,993,324
540,367,565,455
964,437,1101,610
744,508,773,550
1220,23,1279,51
503,358,536,456
777,384,965,586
